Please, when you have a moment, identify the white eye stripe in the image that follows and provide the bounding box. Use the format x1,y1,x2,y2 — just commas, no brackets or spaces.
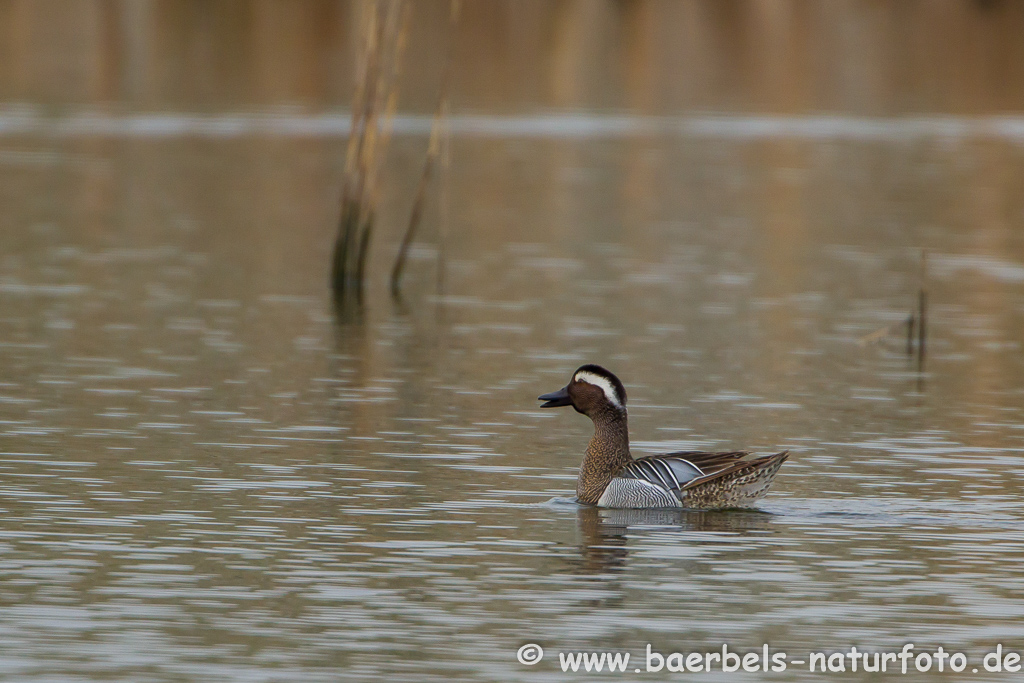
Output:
573,371,624,409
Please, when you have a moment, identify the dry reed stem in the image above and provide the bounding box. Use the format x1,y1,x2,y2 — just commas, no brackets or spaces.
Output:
333,1,382,298
355,1,409,301
906,313,916,356
860,251,929,365
333,0,408,303
917,250,928,371
390,0,461,299
436,95,452,295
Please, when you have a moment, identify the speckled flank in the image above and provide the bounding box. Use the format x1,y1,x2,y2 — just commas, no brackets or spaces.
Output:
679,452,789,509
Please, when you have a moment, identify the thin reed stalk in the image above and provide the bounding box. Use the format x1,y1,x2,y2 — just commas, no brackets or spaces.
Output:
917,250,928,371
905,313,916,356
436,95,452,296
390,0,461,299
859,250,929,368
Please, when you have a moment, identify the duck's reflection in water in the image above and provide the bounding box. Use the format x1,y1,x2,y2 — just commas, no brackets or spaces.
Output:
573,505,777,574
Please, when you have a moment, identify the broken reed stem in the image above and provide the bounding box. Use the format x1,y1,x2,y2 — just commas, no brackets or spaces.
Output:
390,0,461,299
905,313,916,356
917,288,927,371
354,209,376,303
436,95,452,296
331,203,357,298
903,250,928,372
354,2,409,303
332,3,379,299
917,250,928,371
864,250,929,370
332,0,409,305
390,119,441,298
333,1,382,300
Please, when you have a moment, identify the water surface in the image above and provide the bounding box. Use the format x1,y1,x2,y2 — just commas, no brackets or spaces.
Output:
2,123,1024,682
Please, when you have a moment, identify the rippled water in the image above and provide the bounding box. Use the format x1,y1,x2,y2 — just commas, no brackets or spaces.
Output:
2,122,1024,681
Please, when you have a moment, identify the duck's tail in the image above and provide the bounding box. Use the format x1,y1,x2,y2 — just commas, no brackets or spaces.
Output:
678,450,789,510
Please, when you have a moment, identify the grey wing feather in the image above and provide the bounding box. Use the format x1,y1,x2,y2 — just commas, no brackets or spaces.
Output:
618,455,705,502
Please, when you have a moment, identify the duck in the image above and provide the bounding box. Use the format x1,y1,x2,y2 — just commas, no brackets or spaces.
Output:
538,364,789,509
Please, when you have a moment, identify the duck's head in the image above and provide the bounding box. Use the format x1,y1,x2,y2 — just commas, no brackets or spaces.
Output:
538,364,627,418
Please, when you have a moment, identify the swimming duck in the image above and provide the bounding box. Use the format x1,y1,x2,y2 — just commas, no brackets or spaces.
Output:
538,364,788,509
